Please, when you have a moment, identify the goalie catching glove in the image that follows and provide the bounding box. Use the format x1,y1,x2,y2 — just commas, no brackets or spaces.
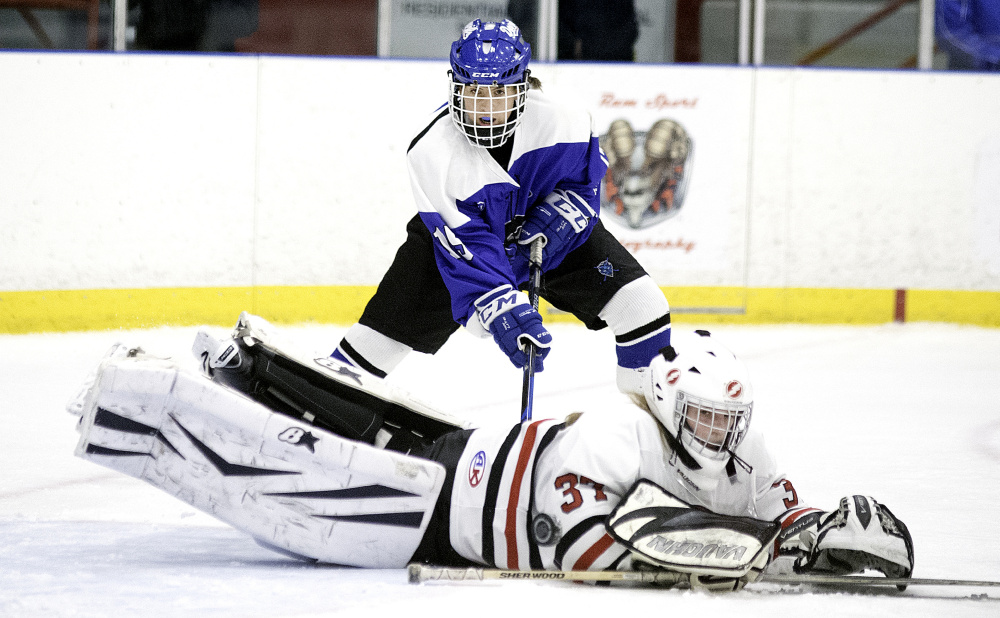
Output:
778,495,914,580
607,480,779,592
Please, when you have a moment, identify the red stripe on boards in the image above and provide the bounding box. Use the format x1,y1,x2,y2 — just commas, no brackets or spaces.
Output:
895,289,906,322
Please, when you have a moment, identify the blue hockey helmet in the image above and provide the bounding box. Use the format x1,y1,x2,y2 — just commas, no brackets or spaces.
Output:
450,19,531,85
448,19,531,148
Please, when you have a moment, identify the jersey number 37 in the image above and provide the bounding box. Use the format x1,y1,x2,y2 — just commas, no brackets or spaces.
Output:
555,473,608,513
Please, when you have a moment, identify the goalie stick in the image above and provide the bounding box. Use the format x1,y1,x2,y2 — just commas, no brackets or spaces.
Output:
407,564,1000,590
762,573,1000,589
409,564,682,585
520,238,544,423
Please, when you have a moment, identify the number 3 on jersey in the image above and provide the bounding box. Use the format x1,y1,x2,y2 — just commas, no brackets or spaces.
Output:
433,226,474,261
772,478,799,509
555,473,607,513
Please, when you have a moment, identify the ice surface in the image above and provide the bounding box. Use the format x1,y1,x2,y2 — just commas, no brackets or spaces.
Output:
3,322,1000,617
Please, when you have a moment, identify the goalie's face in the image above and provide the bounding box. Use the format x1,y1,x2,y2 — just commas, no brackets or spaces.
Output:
683,401,737,452
674,392,751,461
449,79,527,148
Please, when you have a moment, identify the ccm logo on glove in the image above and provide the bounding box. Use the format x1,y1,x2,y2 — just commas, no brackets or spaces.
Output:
476,285,523,329
474,284,552,370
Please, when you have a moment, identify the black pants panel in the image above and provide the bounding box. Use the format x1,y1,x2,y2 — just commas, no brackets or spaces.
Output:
534,220,647,330
410,429,475,567
358,215,460,354
359,215,649,352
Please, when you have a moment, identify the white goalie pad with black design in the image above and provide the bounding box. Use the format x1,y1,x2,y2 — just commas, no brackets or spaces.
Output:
69,344,446,568
607,480,779,578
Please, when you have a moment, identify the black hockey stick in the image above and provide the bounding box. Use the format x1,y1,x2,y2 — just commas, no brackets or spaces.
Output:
520,239,544,422
760,573,1000,589
407,564,1000,590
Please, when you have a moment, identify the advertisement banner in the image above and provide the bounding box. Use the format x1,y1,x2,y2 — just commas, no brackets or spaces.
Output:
383,0,508,58
550,65,754,296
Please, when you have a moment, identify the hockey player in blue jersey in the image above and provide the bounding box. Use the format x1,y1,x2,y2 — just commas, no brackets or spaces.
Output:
331,18,672,398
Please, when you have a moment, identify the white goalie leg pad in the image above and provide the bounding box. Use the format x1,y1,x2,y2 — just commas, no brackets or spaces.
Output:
607,480,778,579
71,348,446,568
67,342,134,418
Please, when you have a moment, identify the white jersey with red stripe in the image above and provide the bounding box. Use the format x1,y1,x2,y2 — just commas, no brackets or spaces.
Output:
447,406,813,571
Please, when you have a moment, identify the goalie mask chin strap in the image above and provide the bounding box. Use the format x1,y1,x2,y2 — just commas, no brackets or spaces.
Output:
662,425,752,484
727,450,753,477
661,425,702,470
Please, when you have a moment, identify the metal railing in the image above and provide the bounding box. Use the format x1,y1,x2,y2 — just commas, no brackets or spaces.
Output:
737,0,935,69
99,0,939,69
794,0,935,69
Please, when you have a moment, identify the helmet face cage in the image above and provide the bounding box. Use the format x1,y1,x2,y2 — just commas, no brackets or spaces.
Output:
448,19,531,149
448,79,528,149
673,390,752,461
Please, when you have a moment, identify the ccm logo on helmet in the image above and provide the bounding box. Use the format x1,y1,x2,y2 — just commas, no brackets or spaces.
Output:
726,380,743,398
472,71,500,77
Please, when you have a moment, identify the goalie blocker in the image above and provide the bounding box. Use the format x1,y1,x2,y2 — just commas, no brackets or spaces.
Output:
607,480,778,591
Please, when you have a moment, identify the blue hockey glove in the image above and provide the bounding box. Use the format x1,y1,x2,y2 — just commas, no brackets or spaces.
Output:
512,189,596,278
474,285,552,370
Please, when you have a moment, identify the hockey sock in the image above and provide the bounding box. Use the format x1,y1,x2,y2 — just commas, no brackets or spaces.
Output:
598,276,672,395
332,324,413,378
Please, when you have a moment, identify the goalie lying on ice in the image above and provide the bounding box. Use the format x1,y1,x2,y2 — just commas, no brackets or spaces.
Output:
68,314,913,590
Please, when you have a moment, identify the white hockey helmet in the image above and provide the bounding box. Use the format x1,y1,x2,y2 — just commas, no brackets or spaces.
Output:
642,330,753,472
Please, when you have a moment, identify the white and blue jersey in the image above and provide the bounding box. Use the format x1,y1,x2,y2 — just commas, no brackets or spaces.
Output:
406,89,608,325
